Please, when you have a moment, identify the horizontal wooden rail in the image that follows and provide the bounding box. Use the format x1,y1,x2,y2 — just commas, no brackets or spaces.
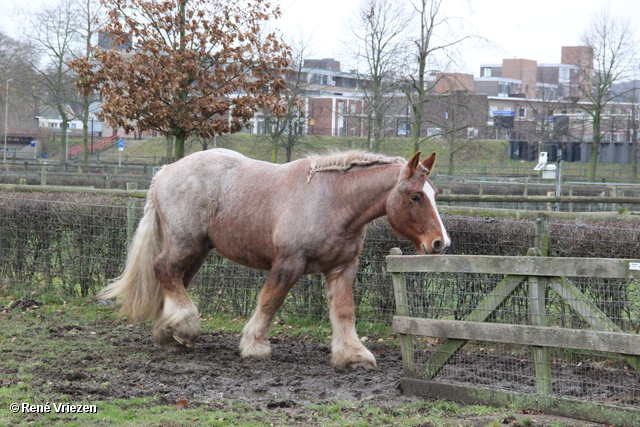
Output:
400,379,640,427
386,254,640,279
0,183,147,198
2,183,640,205
393,317,640,356
437,194,640,204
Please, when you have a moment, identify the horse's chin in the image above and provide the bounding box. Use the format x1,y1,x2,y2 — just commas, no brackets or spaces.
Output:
418,243,448,255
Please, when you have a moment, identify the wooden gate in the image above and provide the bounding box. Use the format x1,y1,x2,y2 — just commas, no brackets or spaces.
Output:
388,248,640,425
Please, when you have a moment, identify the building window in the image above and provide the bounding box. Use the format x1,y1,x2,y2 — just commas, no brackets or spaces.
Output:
519,107,526,119
312,74,329,85
560,67,570,82
427,128,442,138
482,67,492,77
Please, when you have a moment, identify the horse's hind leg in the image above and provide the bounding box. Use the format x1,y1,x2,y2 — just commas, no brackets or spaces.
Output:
153,241,209,349
240,260,304,359
325,261,377,369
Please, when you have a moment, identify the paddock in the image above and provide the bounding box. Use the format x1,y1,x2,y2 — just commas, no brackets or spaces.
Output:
1,187,640,425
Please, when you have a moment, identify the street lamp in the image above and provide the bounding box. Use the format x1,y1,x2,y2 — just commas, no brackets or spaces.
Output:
3,78,12,164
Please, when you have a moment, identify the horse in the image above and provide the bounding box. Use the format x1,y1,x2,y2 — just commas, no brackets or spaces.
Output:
98,148,450,369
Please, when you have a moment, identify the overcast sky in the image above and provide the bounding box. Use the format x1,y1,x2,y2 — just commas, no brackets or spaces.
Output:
1,0,638,76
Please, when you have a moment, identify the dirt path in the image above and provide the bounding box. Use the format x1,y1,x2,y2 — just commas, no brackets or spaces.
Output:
1,300,613,426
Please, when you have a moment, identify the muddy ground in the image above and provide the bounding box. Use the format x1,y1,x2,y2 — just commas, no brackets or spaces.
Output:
1,298,624,426
40,319,407,404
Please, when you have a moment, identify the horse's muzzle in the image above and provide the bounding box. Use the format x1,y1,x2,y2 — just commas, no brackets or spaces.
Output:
421,239,449,254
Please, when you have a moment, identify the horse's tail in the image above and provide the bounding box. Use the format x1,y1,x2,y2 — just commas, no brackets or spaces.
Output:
97,172,165,323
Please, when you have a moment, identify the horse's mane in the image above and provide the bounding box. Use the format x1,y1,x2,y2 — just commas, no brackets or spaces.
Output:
306,151,405,182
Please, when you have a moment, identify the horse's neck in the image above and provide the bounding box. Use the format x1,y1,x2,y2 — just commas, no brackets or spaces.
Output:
339,164,400,232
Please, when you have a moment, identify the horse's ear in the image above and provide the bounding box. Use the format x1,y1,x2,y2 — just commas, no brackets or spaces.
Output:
406,151,421,178
421,152,436,176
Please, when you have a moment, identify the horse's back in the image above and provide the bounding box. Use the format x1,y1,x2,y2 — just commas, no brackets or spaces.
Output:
150,150,307,264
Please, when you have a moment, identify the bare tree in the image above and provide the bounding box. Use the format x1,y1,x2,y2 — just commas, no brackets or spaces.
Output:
423,88,486,175
21,0,83,166
73,0,291,160
262,34,309,163
571,8,637,182
0,32,41,133
400,0,475,155
73,0,104,166
346,0,408,152
629,79,640,181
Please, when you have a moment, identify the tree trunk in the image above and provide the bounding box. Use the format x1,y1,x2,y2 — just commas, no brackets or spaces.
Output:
271,138,278,163
81,108,89,166
448,142,455,176
588,142,599,182
632,106,638,182
166,135,173,159
174,131,186,159
373,113,383,153
60,116,68,167
411,118,421,156
588,115,601,182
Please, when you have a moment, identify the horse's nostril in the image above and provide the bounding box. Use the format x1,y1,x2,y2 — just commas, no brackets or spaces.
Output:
432,239,444,252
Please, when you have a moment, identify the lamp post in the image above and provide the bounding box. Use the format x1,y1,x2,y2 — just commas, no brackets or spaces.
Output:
3,78,12,164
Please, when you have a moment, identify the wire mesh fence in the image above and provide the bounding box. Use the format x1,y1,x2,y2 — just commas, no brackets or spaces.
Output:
398,258,640,409
2,190,640,410
3,191,640,324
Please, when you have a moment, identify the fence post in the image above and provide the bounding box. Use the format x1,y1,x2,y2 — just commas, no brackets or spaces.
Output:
309,274,324,318
534,213,549,256
126,182,139,245
527,247,552,395
568,185,574,212
390,247,415,376
40,167,46,186
610,186,617,212
442,188,451,206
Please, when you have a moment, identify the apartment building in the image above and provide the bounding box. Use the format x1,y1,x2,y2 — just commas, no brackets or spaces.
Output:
244,58,369,138
244,47,637,166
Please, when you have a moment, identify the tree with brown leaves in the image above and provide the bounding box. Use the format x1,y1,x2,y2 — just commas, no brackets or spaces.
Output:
73,0,291,159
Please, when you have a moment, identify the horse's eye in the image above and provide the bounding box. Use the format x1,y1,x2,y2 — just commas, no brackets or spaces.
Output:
410,195,420,203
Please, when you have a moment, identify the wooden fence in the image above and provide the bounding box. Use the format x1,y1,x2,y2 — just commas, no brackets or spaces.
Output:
388,248,640,425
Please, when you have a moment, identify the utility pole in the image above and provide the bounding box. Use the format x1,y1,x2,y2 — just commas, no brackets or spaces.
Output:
3,78,12,164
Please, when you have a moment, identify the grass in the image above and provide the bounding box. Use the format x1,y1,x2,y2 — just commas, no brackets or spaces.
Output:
1,295,572,427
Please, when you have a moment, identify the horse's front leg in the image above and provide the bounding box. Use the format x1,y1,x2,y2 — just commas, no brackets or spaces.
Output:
240,260,304,359
325,261,377,370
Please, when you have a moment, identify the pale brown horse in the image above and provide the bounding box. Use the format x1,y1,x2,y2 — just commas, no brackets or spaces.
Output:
98,148,449,369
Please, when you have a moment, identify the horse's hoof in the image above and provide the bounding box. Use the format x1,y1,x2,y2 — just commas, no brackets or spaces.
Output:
239,337,271,359
331,346,377,370
346,360,377,370
153,324,200,350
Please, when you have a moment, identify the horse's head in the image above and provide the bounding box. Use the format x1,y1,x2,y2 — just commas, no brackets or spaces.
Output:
387,151,451,254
